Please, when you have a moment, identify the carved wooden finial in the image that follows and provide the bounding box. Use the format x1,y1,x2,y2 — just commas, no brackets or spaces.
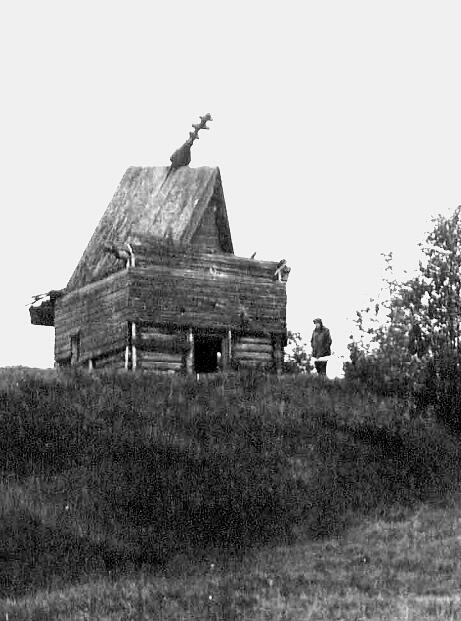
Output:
274,259,291,282
166,113,213,174
103,241,134,267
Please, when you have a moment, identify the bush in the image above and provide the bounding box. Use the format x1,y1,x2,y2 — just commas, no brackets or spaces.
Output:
284,331,313,374
344,343,434,405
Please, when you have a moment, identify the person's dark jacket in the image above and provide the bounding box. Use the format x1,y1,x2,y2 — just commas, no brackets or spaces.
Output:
311,326,332,358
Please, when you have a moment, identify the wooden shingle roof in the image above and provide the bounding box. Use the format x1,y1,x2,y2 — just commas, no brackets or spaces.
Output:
66,166,233,292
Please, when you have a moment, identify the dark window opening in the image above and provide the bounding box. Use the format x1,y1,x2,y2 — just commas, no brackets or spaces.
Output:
194,332,222,373
70,333,80,365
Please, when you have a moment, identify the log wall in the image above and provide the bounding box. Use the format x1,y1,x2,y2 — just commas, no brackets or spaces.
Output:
233,335,274,370
54,271,129,364
132,238,280,280
93,350,126,371
53,250,287,374
127,264,286,334
136,325,186,373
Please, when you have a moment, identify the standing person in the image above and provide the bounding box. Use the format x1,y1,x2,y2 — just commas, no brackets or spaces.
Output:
311,318,332,376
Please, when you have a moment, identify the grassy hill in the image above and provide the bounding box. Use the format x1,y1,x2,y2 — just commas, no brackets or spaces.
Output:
1,367,461,619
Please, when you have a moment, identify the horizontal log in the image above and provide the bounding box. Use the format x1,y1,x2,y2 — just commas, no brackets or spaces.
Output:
235,337,272,345
139,329,177,341
55,327,127,346
63,247,289,300
130,293,284,310
233,344,273,354
94,358,125,369
132,239,280,268
56,302,128,322
139,351,183,363
55,318,126,335
138,327,185,345
129,301,284,319
134,260,277,283
65,284,127,299
137,311,284,328
237,335,272,344
129,292,285,316
95,361,126,371
94,365,127,373
130,304,284,323
144,288,280,308
129,293,284,314
55,329,127,348
90,348,125,363
141,368,178,375
94,349,125,361
55,338,127,358
233,351,273,362
237,360,273,369
140,361,183,371
130,312,286,334
130,284,286,305
59,270,130,301
55,337,127,362
136,339,185,354
55,313,128,333
55,314,127,328
132,241,278,265
130,270,286,297
57,302,128,322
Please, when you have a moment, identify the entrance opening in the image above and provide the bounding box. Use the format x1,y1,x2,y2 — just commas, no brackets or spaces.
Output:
194,332,222,373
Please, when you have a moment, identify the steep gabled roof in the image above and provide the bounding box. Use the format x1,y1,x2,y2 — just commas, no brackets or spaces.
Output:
66,166,233,292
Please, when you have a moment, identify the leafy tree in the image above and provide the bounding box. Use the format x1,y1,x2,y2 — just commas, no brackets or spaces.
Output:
401,208,461,357
345,206,461,428
345,252,420,397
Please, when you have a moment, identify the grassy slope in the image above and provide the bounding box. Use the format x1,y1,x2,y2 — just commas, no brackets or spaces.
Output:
3,500,461,620
1,367,461,619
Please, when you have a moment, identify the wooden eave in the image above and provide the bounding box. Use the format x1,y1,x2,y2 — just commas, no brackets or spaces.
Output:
30,299,55,326
29,289,65,326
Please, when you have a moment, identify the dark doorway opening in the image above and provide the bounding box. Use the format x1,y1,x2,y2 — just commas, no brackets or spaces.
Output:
194,332,222,373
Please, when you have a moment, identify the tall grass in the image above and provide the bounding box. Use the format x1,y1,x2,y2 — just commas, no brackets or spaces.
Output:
1,367,460,598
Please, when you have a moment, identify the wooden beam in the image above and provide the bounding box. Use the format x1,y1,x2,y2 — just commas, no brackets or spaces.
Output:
186,328,194,375
221,330,232,370
273,335,283,376
132,322,137,371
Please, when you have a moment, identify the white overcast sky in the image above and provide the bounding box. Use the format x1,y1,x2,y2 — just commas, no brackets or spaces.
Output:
2,1,461,376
